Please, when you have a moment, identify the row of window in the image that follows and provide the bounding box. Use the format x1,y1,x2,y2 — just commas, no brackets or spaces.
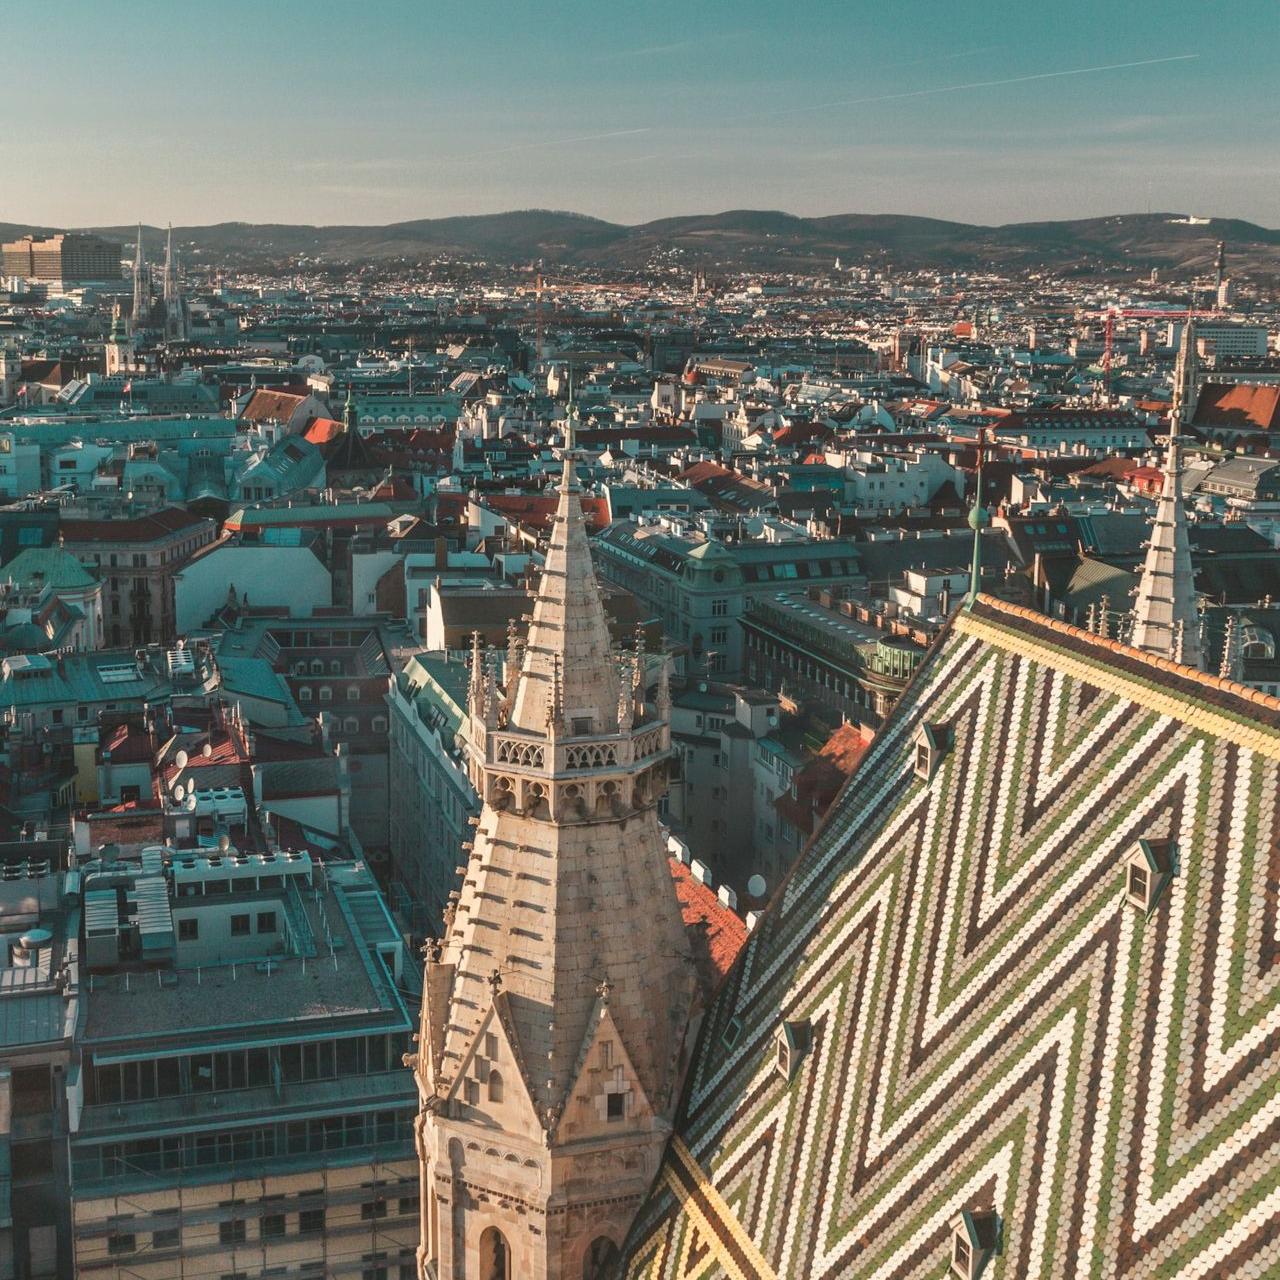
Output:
177,910,275,941
81,1109,413,1180
106,1195,419,1257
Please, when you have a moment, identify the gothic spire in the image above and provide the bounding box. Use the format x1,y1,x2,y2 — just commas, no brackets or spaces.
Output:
1131,317,1202,669
131,223,147,332
965,428,991,607
506,412,616,735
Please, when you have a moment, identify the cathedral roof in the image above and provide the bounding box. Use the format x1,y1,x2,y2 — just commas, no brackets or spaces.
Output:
622,595,1280,1279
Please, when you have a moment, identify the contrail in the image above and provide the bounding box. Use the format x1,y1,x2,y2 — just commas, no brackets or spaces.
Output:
757,53,1200,119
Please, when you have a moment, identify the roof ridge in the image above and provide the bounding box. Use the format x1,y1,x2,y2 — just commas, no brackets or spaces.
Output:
972,593,1280,714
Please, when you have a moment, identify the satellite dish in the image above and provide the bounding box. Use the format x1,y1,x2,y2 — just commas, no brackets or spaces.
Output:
186,794,197,811
747,874,767,899
202,742,213,758
175,748,189,770
173,783,186,802
218,833,231,853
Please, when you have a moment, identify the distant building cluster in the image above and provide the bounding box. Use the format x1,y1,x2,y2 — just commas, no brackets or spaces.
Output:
0,231,1278,1278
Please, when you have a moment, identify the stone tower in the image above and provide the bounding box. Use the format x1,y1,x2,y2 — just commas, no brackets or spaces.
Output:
411,445,698,1280
105,302,134,376
162,222,188,342
1131,316,1202,668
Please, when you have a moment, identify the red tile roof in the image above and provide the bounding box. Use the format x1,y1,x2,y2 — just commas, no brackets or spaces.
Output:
670,858,749,992
303,417,344,445
61,506,210,544
480,493,610,533
239,389,307,424
774,721,872,838
1193,383,1280,434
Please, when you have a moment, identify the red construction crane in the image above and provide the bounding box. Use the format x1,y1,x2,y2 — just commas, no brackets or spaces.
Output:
1091,306,1215,404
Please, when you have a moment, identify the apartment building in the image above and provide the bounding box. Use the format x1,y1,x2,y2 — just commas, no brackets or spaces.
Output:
69,850,419,1280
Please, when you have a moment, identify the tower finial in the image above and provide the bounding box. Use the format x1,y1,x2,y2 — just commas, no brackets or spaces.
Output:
965,428,991,608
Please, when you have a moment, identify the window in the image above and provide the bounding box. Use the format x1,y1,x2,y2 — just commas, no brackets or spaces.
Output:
485,1033,498,1059
230,914,250,936
1128,865,1148,900
361,1198,388,1221
107,1232,136,1256
347,685,360,701
487,1072,504,1104
464,1078,479,1105
298,686,312,703
711,598,728,617
710,627,728,645
219,1219,246,1245
398,1196,418,1217
319,686,332,702
606,1091,625,1122
178,918,198,941
261,1213,286,1239
299,1208,325,1235
257,911,277,933
152,1227,179,1250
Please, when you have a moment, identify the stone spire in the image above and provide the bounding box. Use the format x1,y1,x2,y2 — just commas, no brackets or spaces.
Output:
131,223,148,333
413,432,698,1277
966,427,991,607
162,223,187,342
1131,318,1202,669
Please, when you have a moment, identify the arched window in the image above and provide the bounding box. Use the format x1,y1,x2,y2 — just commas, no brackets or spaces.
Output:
583,1236,620,1280
310,659,324,675
347,685,360,701
344,716,359,733
298,687,312,703
330,660,342,675
371,716,388,735
487,1071,503,1103
479,1226,510,1280
318,686,332,703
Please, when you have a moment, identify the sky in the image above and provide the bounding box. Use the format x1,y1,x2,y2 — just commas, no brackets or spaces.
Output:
3,0,1278,229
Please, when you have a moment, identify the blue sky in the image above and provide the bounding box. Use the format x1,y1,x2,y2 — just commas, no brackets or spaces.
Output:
4,0,1277,227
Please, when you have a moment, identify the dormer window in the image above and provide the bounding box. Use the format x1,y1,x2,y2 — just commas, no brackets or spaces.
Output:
1124,839,1176,914
774,1019,811,1083
913,722,951,782
721,1015,743,1050
949,1210,1001,1279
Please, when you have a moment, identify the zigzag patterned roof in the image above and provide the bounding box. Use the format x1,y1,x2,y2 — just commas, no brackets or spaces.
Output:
621,596,1280,1279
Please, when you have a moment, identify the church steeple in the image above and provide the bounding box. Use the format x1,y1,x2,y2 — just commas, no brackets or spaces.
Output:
162,222,187,342
1131,317,1202,669
413,434,698,1278
131,223,148,333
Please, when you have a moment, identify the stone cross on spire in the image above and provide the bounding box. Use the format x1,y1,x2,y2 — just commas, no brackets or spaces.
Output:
1131,316,1203,669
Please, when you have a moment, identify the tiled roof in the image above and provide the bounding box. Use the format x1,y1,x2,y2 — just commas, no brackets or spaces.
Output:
239,388,307,424
669,858,749,994
1193,382,1280,433
623,594,1280,1278
60,506,209,544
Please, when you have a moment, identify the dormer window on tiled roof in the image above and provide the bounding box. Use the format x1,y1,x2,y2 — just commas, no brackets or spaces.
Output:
774,1018,811,1083
1125,839,1177,914
913,722,952,783
949,1209,1001,1279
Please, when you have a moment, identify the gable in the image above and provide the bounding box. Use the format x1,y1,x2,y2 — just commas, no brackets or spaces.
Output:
622,598,1280,1279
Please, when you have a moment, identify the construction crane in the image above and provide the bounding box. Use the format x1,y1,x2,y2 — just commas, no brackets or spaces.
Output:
1092,306,1215,404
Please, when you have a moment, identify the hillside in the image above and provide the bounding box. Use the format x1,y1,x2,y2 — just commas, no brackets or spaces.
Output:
3,210,1278,275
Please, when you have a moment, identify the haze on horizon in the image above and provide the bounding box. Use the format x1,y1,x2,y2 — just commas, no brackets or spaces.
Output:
4,0,1278,231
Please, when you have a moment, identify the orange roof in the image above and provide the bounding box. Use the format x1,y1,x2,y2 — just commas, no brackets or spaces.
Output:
1193,383,1280,433
304,417,344,445
670,859,748,992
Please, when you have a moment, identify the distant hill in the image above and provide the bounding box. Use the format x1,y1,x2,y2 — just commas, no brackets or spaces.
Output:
4,210,1278,275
